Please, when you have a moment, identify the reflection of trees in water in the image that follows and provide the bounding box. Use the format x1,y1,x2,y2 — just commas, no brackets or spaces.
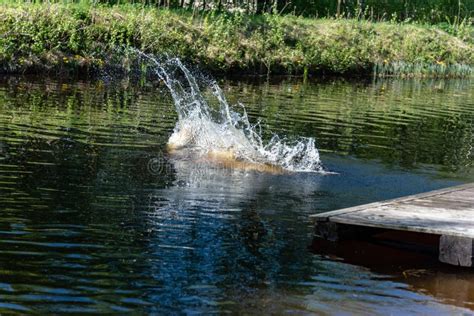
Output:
4,76,473,172
0,77,472,312
0,79,180,312
0,79,326,313
227,78,474,173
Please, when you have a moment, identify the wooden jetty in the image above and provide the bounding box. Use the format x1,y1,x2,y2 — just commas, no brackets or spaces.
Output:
311,183,474,267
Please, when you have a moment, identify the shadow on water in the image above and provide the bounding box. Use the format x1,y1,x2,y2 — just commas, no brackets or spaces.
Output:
0,76,473,313
310,234,474,311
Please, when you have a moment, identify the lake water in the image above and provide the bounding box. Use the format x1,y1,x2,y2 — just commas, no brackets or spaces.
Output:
0,76,473,314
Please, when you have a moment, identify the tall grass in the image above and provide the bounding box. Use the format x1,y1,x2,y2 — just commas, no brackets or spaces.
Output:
0,2,473,77
8,0,472,23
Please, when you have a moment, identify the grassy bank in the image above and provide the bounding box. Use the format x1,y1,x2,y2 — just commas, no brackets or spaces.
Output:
1,3,473,78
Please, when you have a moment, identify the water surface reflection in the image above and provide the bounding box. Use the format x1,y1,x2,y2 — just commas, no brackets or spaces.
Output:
0,77,473,314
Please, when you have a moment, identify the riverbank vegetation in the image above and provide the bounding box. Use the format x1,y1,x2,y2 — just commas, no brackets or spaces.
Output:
44,0,474,24
1,2,473,77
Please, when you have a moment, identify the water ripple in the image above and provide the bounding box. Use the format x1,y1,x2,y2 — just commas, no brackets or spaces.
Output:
0,77,473,314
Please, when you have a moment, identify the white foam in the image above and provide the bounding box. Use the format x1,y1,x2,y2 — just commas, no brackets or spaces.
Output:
140,54,324,173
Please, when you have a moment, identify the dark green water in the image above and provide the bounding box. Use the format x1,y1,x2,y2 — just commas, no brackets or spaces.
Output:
0,76,473,314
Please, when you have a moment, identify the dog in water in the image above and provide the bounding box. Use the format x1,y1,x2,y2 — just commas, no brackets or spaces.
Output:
166,120,285,174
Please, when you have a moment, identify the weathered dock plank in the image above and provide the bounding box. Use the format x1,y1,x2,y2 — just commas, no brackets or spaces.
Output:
311,183,474,267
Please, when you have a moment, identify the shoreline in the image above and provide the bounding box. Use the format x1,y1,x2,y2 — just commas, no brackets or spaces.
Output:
1,72,471,89
1,3,473,78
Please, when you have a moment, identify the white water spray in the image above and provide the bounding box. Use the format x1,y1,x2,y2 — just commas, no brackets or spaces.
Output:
140,54,324,172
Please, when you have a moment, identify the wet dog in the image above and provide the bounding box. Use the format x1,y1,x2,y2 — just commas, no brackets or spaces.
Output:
166,122,285,174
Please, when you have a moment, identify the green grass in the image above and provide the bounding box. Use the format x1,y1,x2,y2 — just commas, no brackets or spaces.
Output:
1,2,473,77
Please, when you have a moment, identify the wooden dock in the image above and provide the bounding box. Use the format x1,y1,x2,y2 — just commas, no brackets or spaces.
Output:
311,183,474,267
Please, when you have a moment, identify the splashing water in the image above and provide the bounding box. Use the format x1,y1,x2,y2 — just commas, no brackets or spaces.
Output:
138,53,324,172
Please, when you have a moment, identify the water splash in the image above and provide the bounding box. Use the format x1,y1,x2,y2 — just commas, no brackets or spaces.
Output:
138,53,324,173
